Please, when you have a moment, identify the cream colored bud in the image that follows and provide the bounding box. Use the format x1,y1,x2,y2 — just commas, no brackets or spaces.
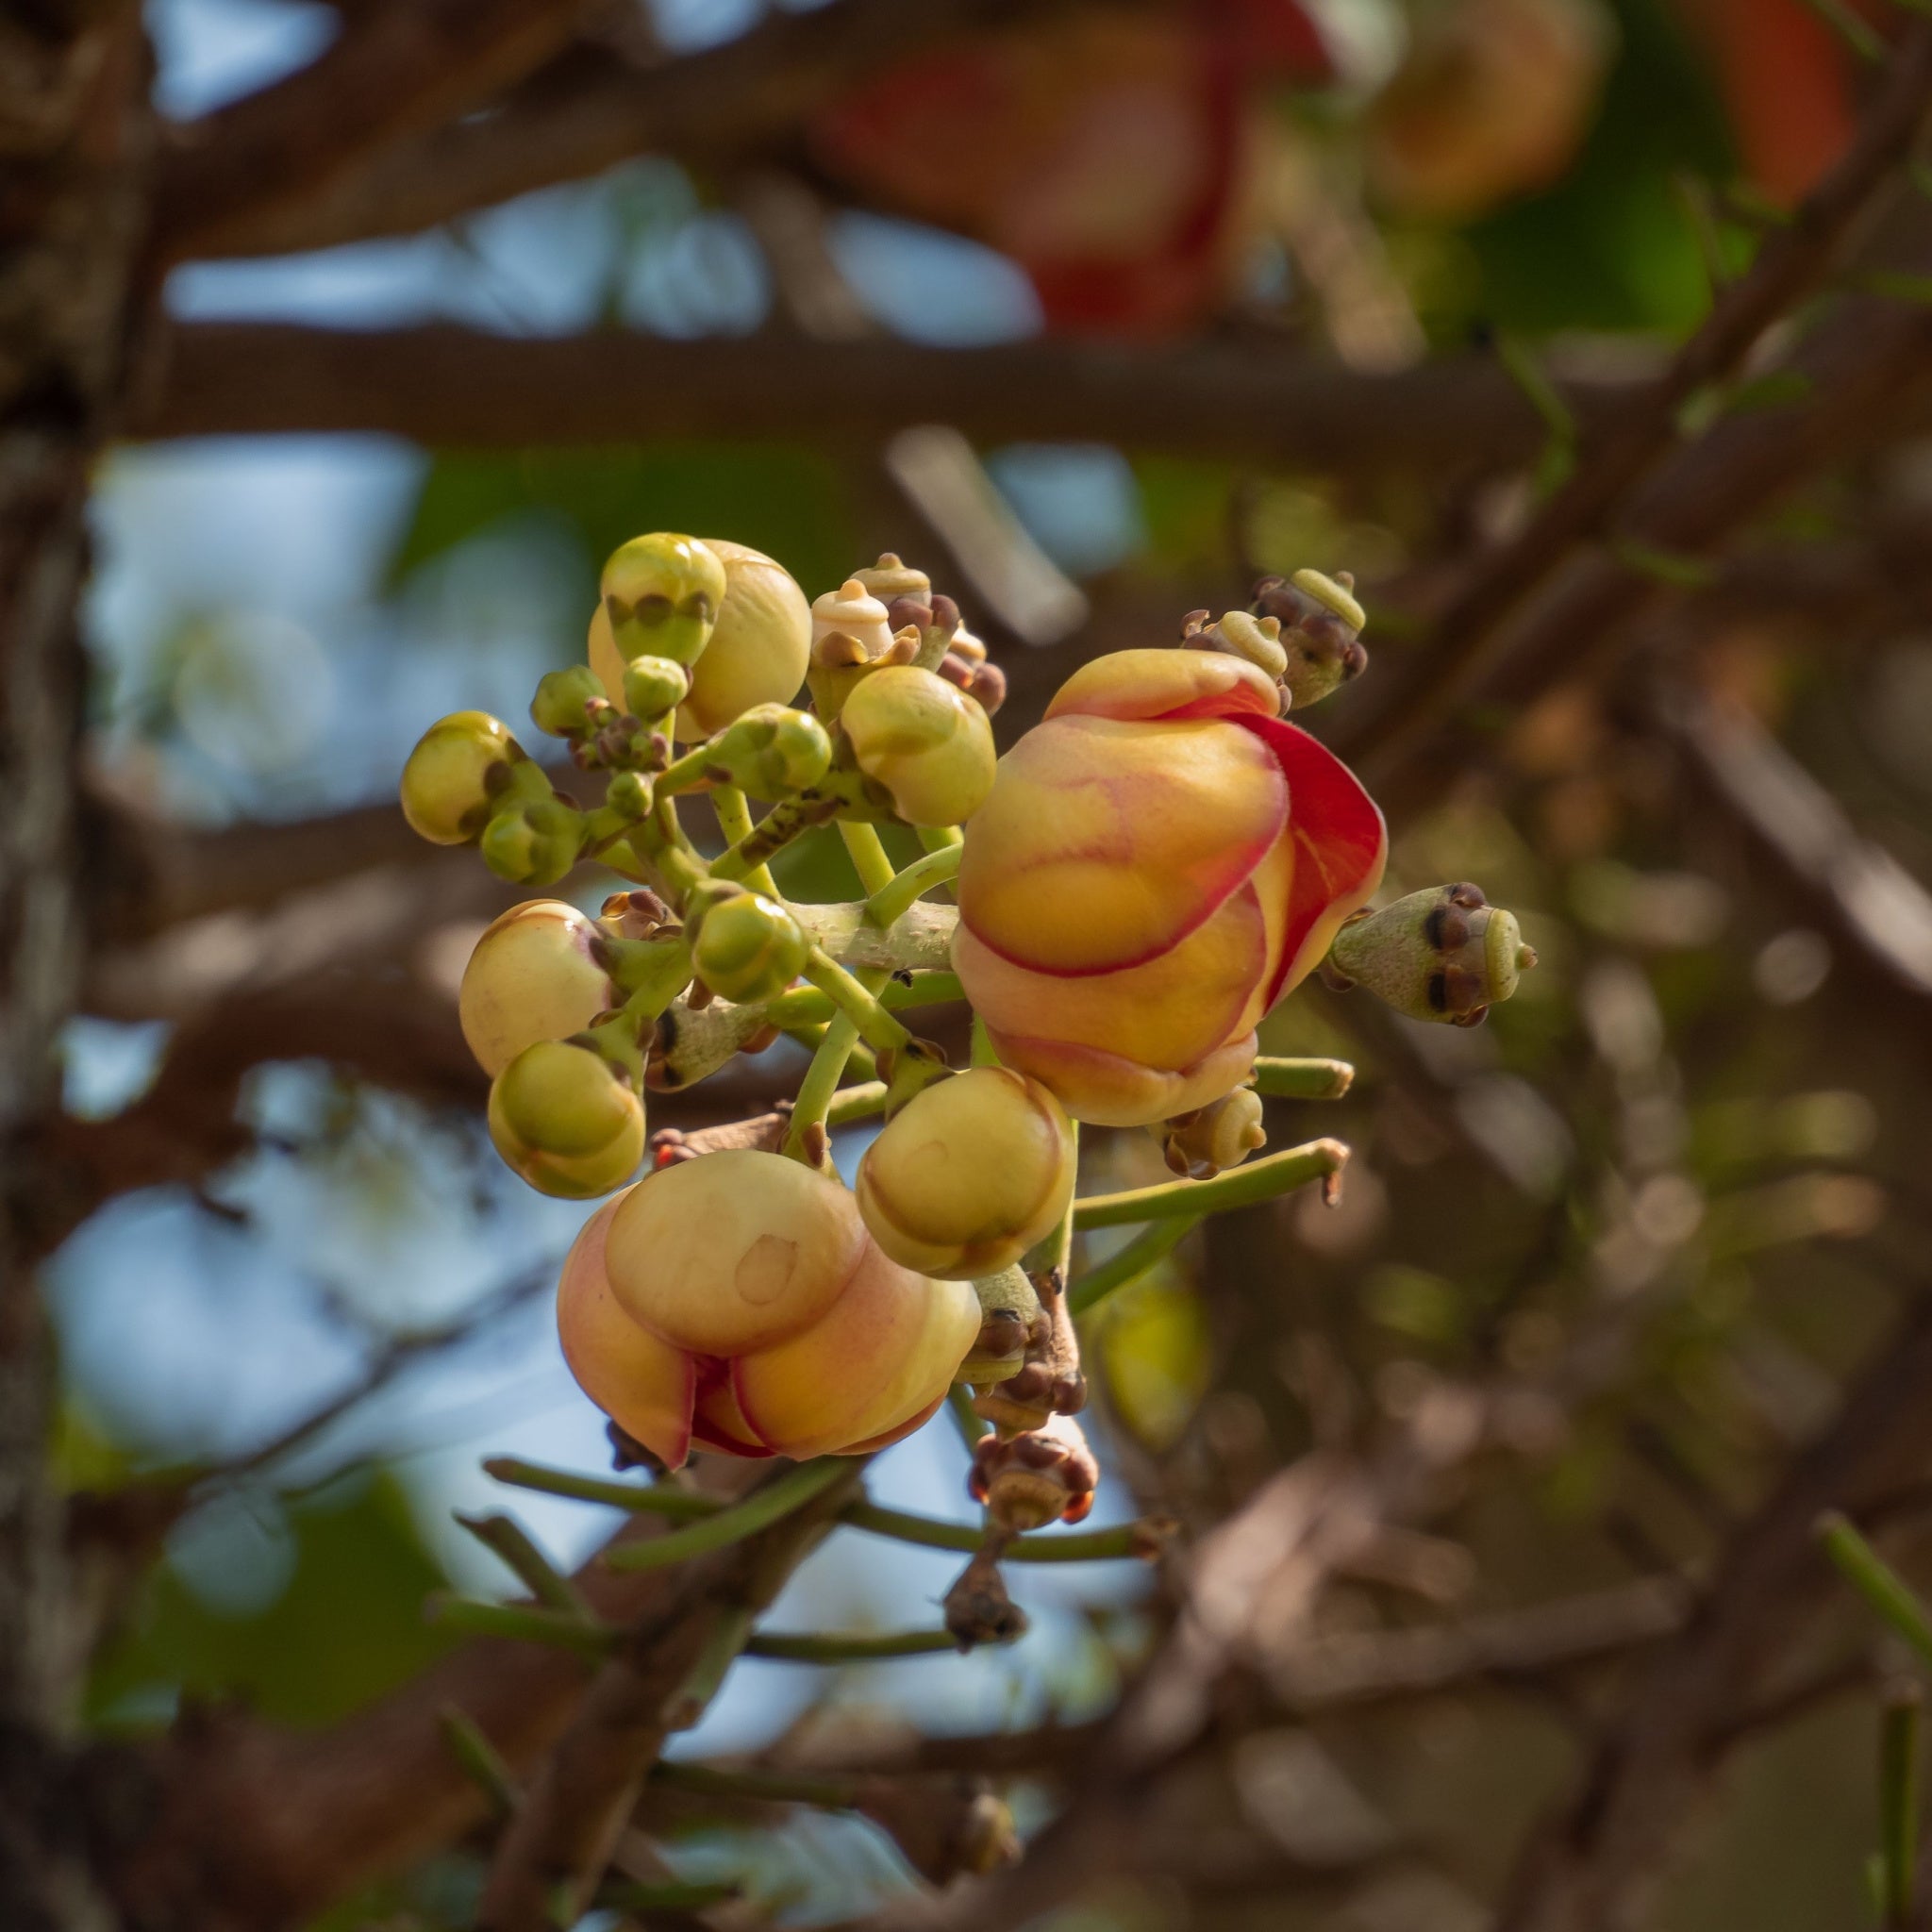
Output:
853,553,932,605
399,711,521,845
1161,1088,1267,1180
839,664,997,827
489,1041,644,1198
858,1069,1075,1279
460,900,615,1076
811,579,894,661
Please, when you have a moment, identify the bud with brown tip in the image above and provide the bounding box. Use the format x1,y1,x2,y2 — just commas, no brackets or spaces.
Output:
1160,1086,1267,1180
1324,882,1537,1025
969,1413,1101,1530
1250,568,1370,708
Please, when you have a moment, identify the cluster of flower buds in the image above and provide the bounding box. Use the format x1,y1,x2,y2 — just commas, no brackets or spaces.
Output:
400,519,1539,1549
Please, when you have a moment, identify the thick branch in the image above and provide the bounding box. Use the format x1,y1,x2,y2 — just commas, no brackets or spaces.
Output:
158,0,1151,263
131,321,1643,474
149,0,601,264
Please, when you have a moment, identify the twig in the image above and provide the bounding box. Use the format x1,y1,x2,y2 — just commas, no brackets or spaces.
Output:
1346,18,1932,786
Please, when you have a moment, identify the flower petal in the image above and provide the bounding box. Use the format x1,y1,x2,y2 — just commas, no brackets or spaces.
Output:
980,1029,1259,1129
732,1255,979,1460
1235,714,1388,1006
604,1150,868,1357
1045,647,1280,724
557,1194,696,1469
958,714,1286,974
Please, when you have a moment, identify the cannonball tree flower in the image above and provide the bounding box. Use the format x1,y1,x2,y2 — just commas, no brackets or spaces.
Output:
557,1150,980,1466
954,648,1387,1126
460,900,616,1076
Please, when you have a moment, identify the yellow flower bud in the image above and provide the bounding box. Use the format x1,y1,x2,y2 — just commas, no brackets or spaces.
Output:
858,1069,1075,1279
489,1041,644,1198
600,532,727,668
1160,1087,1267,1180
558,1151,979,1464
478,794,582,886
529,665,608,738
622,650,691,723
840,665,996,827
689,890,808,1005
852,552,931,605
460,900,616,1077
680,539,811,739
398,710,521,844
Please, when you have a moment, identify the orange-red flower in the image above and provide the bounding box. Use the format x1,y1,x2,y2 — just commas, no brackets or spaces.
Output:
954,648,1386,1126
558,1151,979,1466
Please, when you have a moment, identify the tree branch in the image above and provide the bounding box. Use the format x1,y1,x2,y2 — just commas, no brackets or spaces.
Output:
155,0,1154,264
1339,15,1932,789
130,320,1647,473
148,0,602,265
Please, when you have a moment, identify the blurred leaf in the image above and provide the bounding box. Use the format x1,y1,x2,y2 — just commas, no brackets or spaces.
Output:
388,444,857,600
90,1471,454,1730
1463,0,1735,334
1091,1264,1212,1452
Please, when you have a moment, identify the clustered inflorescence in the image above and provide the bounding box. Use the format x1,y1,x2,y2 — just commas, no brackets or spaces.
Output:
400,530,1536,1644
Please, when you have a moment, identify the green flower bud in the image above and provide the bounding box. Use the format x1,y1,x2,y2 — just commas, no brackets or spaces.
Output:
529,665,608,738
601,533,727,668
1184,609,1289,683
956,1264,1041,1385
689,890,808,1005
479,794,583,886
488,1040,645,1198
1324,882,1537,1026
1160,1087,1267,1180
705,704,832,798
399,710,522,844
1250,569,1370,709
604,770,654,821
621,653,691,723
840,665,996,827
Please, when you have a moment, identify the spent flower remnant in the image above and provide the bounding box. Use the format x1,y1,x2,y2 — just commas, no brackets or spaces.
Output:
399,525,1533,1624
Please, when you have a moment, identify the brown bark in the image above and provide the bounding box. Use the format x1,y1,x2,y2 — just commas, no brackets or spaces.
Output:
0,4,152,1925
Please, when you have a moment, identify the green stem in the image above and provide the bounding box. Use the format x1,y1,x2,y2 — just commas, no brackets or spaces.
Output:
760,969,963,1029
783,1014,860,1161
453,1512,589,1615
603,1458,852,1574
865,842,963,929
1881,1684,1923,1927
439,1705,520,1818
711,793,841,883
917,824,963,852
970,1016,1000,1068
482,1457,724,1520
827,1079,888,1127
425,1594,614,1659
653,739,727,798
839,821,898,896
710,784,777,897
1819,1512,1932,1667
841,1499,1166,1563
633,800,707,905
1068,1215,1199,1318
1251,1056,1356,1101
667,1602,756,1731
948,1381,991,1448
649,1759,858,1810
746,1626,985,1662
1024,1120,1079,1277
802,947,914,1055
1074,1137,1346,1229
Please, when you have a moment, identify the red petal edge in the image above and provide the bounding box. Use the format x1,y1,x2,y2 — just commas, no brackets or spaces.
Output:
1233,714,1388,1008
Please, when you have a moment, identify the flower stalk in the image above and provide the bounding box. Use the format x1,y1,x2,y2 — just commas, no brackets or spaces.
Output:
1073,1138,1349,1229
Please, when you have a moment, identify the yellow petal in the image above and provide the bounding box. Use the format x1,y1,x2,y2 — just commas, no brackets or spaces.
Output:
1045,648,1279,724
955,877,1272,1074
957,714,1286,974
604,1151,868,1357
982,1029,1258,1129
556,1194,696,1468
732,1252,979,1459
